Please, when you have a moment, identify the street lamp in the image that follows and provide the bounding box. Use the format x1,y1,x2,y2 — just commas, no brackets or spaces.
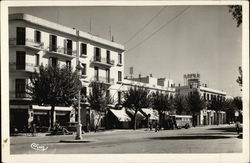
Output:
75,62,83,140
74,27,83,140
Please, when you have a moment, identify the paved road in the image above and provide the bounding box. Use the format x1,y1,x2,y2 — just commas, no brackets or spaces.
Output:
10,125,242,154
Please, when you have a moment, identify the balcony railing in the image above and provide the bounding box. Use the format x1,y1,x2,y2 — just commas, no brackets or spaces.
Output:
9,91,30,99
91,76,115,85
9,62,39,72
47,45,76,58
9,38,44,50
91,57,115,67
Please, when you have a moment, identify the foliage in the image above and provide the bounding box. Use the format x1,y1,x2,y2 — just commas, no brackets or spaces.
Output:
151,91,172,114
173,94,188,115
123,86,150,129
236,66,242,91
87,81,113,113
186,91,205,126
229,5,242,27
233,96,242,110
27,65,81,128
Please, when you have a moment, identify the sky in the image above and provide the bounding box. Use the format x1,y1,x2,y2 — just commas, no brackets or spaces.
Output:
9,6,242,97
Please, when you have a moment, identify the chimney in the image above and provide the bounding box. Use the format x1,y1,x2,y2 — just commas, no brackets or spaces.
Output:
139,74,141,78
178,83,180,87
205,84,207,87
150,74,153,77
111,36,114,42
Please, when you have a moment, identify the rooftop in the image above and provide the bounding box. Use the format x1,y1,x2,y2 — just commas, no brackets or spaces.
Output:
9,13,125,52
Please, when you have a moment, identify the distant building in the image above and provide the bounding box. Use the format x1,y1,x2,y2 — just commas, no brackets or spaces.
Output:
175,73,227,126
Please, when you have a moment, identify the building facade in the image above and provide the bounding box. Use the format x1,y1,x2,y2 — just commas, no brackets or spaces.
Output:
9,13,125,132
175,73,227,126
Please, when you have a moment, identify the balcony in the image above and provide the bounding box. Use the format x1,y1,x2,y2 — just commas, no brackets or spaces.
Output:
90,57,114,67
91,76,115,85
117,62,123,67
9,62,39,72
9,38,44,51
9,91,31,100
45,45,76,60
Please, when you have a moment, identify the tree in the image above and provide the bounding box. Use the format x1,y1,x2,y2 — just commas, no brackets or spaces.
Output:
229,5,242,27
173,94,188,115
236,66,242,91
186,92,205,126
87,81,113,130
151,91,172,128
208,98,227,125
123,86,150,130
27,65,81,129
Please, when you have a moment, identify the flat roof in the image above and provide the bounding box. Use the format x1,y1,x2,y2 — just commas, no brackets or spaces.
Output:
9,13,125,51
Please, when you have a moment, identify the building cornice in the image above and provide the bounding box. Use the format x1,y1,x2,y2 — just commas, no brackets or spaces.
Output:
9,13,125,52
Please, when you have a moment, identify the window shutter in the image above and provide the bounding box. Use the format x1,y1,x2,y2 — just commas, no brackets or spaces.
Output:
49,35,52,51
64,39,67,54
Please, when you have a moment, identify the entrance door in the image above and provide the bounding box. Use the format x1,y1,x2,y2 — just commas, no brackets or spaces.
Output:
11,109,28,132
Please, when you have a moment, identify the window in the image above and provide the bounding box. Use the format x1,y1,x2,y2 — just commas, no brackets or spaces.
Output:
66,61,71,69
35,54,39,66
106,69,110,83
106,50,110,64
118,71,122,82
81,43,87,56
16,51,25,70
34,30,41,43
118,53,122,64
81,63,86,75
64,39,72,55
95,47,101,61
16,27,26,45
118,92,121,104
204,93,206,100
94,67,99,81
15,79,26,98
207,94,210,100
49,57,58,67
49,35,57,51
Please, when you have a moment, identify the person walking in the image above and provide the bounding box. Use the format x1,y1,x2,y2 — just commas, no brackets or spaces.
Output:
31,121,37,137
235,120,241,134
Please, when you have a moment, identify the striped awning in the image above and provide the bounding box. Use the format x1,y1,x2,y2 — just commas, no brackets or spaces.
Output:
32,105,73,111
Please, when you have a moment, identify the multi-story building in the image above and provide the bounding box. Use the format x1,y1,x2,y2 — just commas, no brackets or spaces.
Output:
9,13,125,132
175,73,227,126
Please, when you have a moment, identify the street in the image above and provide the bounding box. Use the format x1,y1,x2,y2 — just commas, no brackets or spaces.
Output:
10,124,242,154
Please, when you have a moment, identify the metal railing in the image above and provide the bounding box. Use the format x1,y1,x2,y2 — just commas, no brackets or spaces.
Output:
9,62,39,72
91,57,115,66
9,38,44,49
91,76,115,84
48,45,77,56
9,91,30,98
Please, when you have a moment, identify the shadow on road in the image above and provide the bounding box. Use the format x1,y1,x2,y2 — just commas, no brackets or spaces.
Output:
148,135,232,140
207,126,242,133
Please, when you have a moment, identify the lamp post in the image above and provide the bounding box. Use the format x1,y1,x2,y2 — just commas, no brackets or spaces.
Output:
74,28,83,140
75,62,83,140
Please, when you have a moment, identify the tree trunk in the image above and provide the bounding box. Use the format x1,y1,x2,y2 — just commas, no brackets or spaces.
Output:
133,110,138,130
217,111,219,125
50,105,55,129
192,113,196,127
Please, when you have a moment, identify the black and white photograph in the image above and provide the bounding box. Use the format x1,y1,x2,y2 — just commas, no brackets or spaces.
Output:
1,1,249,163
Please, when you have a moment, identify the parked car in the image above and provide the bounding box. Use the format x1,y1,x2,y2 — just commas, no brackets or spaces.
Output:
170,115,192,129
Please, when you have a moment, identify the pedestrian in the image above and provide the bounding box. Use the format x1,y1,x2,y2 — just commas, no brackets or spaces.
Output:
31,121,37,137
235,120,240,134
155,121,159,132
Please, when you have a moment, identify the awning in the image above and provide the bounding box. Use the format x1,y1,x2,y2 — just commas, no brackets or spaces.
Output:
141,108,159,120
32,105,73,111
109,108,131,122
126,108,145,120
